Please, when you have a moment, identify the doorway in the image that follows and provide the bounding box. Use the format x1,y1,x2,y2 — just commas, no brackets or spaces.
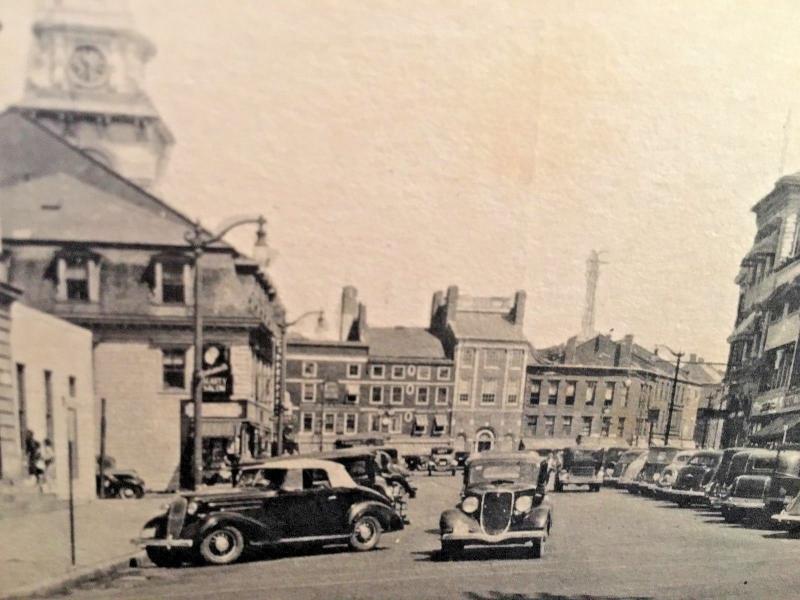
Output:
475,429,495,453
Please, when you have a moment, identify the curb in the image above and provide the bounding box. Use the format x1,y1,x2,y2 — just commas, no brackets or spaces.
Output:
0,550,146,600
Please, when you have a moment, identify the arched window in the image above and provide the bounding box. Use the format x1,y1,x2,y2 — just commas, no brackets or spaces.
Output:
475,429,495,453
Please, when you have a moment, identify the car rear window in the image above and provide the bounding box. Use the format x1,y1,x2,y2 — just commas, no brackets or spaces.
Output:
750,456,777,472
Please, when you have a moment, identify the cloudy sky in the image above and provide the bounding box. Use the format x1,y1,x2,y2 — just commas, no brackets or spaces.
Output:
3,0,800,362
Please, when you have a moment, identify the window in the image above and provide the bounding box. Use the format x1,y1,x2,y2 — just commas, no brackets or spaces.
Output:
436,387,449,405
162,349,186,389
416,386,430,405
389,414,402,434
585,382,597,406
437,366,452,380
604,383,615,407
547,381,559,405
345,385,359,404
481,379,497,405
417,366,431,380
347,364,361,378
562,416,573,435
507,393,518,405
565,381,576,406
301,413,314,433
601,417,612,437
64,255,90,301
369,414,382,432
390,386,403,405
459,393,469,404
391,365,406,379
68,376,76,398
622,384,630,408
323,413,335,433
344,413,357,434
302,383,316,403
770,305,784,323
526,415,538,434
581,416,593,436
432,414,447,436
161,261,186,304
462,348,475,366
543,416,555,437
529,380,541,405
370,365,385,378
302,362,317,377
370,386,383,404
617,417,626,438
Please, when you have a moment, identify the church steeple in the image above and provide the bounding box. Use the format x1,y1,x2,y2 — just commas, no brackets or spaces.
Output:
14,0,173,189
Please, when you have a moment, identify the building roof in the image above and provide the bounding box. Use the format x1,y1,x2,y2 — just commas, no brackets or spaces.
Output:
450,311,528,342
366,327,448,360
1,173,195,245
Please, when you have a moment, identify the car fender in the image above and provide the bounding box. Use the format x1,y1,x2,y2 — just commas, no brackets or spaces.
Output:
529,505,551,530
439,508,476,532
197,512,279,544
348,500,404,532
142,514,166,532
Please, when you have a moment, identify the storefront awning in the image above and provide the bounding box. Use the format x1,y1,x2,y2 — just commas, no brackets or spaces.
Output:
727,311,758,343
202,420,240,438
433,414,447,429
413,414,429,428
750,413,800,441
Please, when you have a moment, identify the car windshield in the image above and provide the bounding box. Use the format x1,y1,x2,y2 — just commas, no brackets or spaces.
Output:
750,455,777,472
688,455,719,467
469,461,537,484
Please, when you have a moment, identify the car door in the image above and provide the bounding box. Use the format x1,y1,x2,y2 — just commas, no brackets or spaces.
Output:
304,468,353,536
264,468,325,540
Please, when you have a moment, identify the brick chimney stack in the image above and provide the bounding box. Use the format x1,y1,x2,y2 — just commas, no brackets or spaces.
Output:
339,286,359,341
444,285,459,328
564,336,578,364
618,334,634,367
512,290,526,328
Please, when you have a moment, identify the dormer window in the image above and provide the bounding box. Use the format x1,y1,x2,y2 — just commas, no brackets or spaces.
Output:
162,261,185,304
51,247,101,303
145,254,193,305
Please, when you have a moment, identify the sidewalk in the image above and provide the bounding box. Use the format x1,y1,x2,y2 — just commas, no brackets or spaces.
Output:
0,495,167,599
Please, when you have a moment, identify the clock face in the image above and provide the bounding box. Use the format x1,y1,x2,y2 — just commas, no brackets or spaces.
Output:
68,45,108,87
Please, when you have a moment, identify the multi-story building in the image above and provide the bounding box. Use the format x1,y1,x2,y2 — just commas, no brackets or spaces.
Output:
727,173,800,446
526,335,721,449
430,286,529,453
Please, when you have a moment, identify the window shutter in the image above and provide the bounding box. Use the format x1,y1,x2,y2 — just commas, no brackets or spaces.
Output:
183,264,194,306
88,260,100,303
56,258,67,301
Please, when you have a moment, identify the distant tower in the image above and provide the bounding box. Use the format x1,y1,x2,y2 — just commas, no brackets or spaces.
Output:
14,0,173,189
580,250,607,340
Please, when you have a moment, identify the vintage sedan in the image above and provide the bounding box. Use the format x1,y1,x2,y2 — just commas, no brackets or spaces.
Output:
720,448,778,523
555,447,604,492
763,447,800,517
428,446,458,476
607,449,645,487
439,452,552,558
137,458,404,567
771,490,800,531
706,447,748,508
619,452,649,492
651,450,698,499
632,447,680,496
666,450,722,507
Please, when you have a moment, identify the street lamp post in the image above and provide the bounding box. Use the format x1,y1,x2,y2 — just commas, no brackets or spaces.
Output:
276,310,326,456
654,345,684,447
185,215,271,490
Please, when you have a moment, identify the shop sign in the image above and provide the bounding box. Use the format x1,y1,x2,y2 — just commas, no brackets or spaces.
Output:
184,401,245,419
273,334,284,416
202,343,233,398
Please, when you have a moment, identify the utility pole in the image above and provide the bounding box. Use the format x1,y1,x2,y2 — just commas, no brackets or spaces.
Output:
664,351,684,446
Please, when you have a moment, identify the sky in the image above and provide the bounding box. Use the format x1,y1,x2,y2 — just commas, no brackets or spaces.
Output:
3,0,800,362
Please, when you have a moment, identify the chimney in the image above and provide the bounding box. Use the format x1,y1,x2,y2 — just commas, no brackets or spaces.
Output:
339,286,358,341
430,290,444,329
444,285,459,327
512,290,526,327
618,334,634,367
353,303,367,342
564,336,578,364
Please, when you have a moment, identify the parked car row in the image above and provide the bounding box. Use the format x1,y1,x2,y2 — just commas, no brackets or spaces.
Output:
610,444,800,533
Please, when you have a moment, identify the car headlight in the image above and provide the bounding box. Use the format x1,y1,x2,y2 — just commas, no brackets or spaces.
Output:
652,472,661,482
514,495,533,513
461,496,479,513
186,501,199,516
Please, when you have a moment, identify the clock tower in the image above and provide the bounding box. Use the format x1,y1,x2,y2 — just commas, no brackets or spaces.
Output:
14,0,173,189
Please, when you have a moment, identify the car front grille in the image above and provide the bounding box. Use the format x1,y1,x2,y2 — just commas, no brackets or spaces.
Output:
571,466,595,477
167,497,188,538
480,491,513,535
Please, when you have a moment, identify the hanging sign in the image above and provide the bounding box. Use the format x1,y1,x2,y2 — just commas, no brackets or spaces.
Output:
202,344,233,398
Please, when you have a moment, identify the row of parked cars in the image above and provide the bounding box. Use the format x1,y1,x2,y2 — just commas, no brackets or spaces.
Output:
606,444,800,531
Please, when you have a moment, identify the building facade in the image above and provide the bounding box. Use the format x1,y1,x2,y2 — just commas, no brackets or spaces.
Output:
727,173,800,446
0,111,282,491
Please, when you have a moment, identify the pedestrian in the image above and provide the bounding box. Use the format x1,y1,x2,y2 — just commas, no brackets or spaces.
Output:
24,430,38,481
40,438,55,493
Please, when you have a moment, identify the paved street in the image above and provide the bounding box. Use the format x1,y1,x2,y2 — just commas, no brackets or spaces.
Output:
61,476,800,600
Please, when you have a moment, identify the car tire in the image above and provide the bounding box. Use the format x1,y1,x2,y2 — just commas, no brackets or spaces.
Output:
676,498,690,509
441,540,463,559
721,507,743,524
349,515,382,551
146,547,183,568
198,525,245,565
554,480,563,493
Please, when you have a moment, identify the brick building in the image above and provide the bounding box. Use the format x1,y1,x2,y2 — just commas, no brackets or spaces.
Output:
430,286,529,453
727,173,800,446
526,334,721,449
0,110,283,491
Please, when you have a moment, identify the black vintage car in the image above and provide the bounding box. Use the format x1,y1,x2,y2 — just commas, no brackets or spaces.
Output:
666,450,722,507
439,452,552,558
555,447,604,492
763,447,800,517
600,447,628,485
706,447,748,508
606,449,645,487
720,448,777,523
137,458,404,567
631,447,680,495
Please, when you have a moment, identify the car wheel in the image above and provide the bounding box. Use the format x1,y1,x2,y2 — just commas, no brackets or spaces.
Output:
198,525,245,565
118,486,138,499
441,541,463,559
349,515,382,551
676,498,690,509
721,507,743,524
146,547,183,568
531,538,545,559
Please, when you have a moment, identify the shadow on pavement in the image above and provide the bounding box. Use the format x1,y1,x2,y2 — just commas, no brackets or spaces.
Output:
761,530,800,540
414,547,536,563
462,592,652,600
